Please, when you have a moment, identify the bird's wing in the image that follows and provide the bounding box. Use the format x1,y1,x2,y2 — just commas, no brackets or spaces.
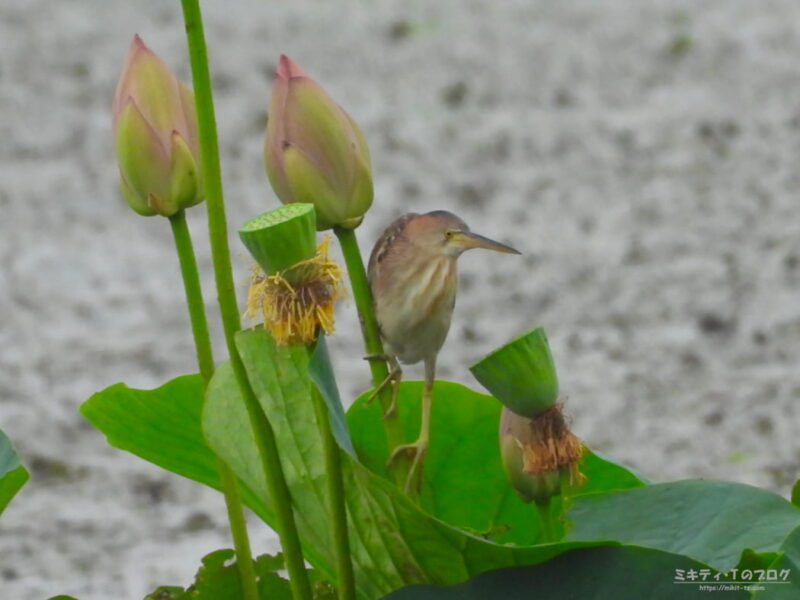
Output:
367,212,417,282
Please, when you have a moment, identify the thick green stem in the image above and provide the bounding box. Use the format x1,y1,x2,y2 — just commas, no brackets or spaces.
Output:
217,462,258,590
333,227,404,454
310,385,355,600
169,211,215,381
534,499,556,543
169,210,258,600
179,4,313,600
168,211,258,600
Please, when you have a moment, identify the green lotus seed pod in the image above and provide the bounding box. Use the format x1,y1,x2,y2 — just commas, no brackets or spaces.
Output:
239,203,317,279
471,327,558,418
239,203,343,346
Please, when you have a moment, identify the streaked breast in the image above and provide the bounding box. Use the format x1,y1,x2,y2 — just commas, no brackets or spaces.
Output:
376,255,457,363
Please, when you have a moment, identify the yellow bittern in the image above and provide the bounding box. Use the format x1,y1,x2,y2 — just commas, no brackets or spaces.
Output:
367,210,520,492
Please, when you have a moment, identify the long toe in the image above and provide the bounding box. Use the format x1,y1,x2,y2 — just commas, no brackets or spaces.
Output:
382,381,401,418
387,442,416,467
404,443,428,494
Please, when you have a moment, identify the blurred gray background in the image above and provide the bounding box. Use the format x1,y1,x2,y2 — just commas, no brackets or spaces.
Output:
2,1,800,598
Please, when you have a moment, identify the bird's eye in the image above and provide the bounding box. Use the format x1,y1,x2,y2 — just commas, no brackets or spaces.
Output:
445,230,455,239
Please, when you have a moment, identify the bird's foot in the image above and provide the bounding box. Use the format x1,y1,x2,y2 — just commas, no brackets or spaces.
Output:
387,438,428,495
380,379,401,418
363,355,401,417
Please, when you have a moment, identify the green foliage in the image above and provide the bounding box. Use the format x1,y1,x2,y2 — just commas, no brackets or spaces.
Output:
378,546,749,600
791,479,800,508
81,330,622,599
347,380,646,545
144,587,185,599
205,329,617,598
583,450,651,488
752,525,800,599
565,480,800,571
191,550,287,600
141,550,309,600
0,427,29,516
80,375,269,523
80,327,800,599
308,335,356,457
736,548,780,573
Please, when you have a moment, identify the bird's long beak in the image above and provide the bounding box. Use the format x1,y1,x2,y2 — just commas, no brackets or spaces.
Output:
452,231,521,254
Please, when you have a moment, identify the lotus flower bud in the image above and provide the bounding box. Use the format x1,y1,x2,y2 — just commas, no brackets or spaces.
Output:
264,55,373,231
499,405,584,504
112,35,203,217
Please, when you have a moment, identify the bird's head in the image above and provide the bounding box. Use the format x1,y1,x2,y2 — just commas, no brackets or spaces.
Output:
408,210,521,258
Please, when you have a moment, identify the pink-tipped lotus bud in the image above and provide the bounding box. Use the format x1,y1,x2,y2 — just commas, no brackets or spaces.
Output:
112,35,203,217
264,55,373,231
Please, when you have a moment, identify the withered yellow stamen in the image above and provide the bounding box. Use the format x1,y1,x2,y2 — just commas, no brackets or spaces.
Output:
519,404,585,486
246,235,343,345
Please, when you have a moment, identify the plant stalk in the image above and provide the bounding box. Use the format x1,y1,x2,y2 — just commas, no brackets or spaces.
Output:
333,227,407,479
310,384,355,600
169,211,215,382
168,210,258,600
179,3,313,599
534,499,556,544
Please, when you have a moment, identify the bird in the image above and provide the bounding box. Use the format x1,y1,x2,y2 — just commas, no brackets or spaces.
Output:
367,210,520,492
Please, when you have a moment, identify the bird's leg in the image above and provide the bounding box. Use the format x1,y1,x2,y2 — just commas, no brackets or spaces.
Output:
388,357,435,494
363,354,402,417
